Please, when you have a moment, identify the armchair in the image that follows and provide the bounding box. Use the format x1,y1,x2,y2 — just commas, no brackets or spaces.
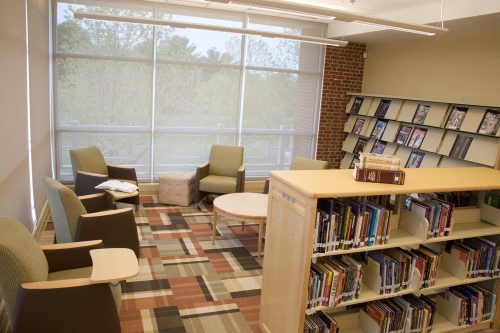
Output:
0,217,138,333
195,144,245,209
43,177,140,256
263,156,328,194
69,146,139,207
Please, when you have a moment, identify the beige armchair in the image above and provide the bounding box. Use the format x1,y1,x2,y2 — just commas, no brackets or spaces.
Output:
69,146,139,207
195,144,245,209
0,217,137,333
263,156,328,193
43,177,140,256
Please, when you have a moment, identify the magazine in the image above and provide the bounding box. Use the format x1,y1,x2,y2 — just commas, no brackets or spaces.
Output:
371,119,388,140
395,125,413,145
477,109,500,135
445,106,468,130
412,104,430,125
406,151,425,168
407,127,427,149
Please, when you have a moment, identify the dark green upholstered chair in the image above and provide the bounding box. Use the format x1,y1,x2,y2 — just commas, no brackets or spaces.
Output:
194,144,245,209
69,146,139,207
43,177,139,256
0,217,124,333
263,156,328,194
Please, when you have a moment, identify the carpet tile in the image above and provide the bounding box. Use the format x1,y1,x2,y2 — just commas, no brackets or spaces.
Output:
33,195,264,333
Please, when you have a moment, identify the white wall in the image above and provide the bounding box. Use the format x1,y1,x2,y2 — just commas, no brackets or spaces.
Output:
0,0,51,230
362,29,500,106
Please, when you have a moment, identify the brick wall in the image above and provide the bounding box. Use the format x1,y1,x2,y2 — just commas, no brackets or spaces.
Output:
316,42,366,168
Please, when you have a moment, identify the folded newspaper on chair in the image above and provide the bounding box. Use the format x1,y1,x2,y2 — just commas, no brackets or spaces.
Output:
95,180,138,193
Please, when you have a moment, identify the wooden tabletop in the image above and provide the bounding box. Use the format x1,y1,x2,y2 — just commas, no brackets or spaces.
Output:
213,193,268,219
90,248,139,283
105,189,138,200
270,167,500,198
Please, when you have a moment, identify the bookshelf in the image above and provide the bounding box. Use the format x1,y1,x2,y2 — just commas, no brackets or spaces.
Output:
341,94,500,169
259,167,500,333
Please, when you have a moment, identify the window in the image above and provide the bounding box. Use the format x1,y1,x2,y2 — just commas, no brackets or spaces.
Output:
54,1,326,180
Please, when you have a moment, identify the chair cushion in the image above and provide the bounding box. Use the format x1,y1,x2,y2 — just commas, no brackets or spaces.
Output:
70,146,108,178
48,266,121,311
290,156,328,170
199,175,237,194
208,145,243,177
43,177,87,243
0,218,49,319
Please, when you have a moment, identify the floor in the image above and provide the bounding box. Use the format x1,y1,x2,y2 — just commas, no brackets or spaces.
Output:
39,195,263,333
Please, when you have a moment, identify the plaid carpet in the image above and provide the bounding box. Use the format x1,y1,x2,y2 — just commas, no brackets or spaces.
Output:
36,195,263,333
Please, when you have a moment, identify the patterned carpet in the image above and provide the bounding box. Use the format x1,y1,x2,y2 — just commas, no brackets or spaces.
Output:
38,195,264,333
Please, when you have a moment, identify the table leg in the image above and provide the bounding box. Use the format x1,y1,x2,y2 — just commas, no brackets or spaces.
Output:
241,221,245,230
258,218,264,259
212,209,218,245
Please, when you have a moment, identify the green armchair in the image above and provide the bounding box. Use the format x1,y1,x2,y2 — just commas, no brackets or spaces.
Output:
263,156,328,194
0,217,137,333
194,144,245,209
69,146,139,207
43,177,140,256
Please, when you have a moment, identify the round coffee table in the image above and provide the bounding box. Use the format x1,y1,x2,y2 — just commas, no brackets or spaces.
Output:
212,192,268,258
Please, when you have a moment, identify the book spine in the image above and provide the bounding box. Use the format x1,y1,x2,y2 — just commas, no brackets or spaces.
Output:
360,156,400,167
354,167,405,185
359,162,400,171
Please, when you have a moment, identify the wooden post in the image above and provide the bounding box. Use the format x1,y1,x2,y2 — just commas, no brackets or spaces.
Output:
492,140,500,328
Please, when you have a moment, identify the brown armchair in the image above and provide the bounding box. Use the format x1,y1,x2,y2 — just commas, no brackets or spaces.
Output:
69,146,139,207
43,177,140,257
0,217,138,333
195,144,245,209
263,156,328,194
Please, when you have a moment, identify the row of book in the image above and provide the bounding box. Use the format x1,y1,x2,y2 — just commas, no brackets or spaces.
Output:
304,311,339,333
440,284,495,326
364,294,436,333
308,256,363,310
449,237,500,278
405,194,455,238
315,198,392,253
366,245,440,294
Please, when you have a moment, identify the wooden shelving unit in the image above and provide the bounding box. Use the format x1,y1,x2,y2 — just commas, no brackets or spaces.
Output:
259,167,500,333
341,94,500,169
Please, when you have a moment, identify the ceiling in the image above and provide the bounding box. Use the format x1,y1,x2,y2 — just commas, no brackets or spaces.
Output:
147,0,500,43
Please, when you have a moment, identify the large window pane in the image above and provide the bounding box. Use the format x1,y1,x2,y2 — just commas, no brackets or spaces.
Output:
58,132,150,180
56,59,152,126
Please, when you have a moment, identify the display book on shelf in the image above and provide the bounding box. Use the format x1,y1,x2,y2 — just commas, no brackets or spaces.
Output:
259,167,500,333
341,94,500,170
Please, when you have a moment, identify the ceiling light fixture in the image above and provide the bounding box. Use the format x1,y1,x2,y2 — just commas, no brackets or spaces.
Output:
210,0,448,36
73,12,348,47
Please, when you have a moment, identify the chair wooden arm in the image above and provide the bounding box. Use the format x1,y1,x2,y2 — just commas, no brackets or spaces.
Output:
107,165,137,182
15,283,121,333
237,165,245,192
74,171,108,196
42,240,104,273
78,193,112,213
77,208,139,256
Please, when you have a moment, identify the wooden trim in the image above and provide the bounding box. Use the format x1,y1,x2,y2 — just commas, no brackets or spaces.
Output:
32,201,49,241
77,193,106,200
78,171,107,177
81,207,131,218
21,278,93,289
40,240,103,251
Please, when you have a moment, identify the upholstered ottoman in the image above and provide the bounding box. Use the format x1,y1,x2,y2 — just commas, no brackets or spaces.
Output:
159,171,196,206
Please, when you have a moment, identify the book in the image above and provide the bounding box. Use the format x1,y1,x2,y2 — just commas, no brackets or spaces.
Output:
359,162,400,171
407,127,427,149
449,134,473,159
374,99,391,118
350,97,364,115
359,153,400,166
353,164,405,185
353,137,368,155
370,140,387,154
371,119,388,139
405,150,425,168
477,109,500,135
395,125,412,145
351,118,365,135
95,180,138,193
445,106,468,130
412,104,430,124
